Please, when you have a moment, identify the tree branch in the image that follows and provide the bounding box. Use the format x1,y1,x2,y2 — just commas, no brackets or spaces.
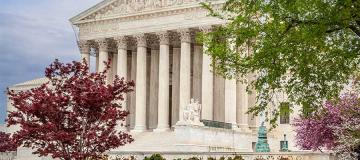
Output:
349,25,360,37
325,27,343,33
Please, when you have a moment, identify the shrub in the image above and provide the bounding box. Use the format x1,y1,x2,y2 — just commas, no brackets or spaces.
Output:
233,156,244,160
188,157,200,160
207,157,216,160
144,153,165,160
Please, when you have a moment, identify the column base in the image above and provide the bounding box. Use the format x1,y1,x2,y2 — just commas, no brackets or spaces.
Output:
131,125,147,132
153,126,171,132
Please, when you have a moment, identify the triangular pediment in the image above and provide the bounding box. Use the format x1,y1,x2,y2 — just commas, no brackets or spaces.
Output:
70,0,212,24
70,0,117,24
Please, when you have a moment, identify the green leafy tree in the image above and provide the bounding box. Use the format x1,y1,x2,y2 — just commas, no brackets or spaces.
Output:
201,0,360,125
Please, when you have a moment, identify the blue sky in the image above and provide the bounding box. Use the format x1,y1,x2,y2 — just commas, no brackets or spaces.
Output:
0,0,102,124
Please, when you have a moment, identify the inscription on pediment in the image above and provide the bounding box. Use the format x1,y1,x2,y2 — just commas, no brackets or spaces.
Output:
83,0,209,20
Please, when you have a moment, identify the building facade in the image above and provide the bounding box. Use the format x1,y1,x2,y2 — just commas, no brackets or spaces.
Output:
5,0,335,159
71,0,258,133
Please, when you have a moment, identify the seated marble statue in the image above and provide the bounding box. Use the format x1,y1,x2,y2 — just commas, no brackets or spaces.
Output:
180,98,204,126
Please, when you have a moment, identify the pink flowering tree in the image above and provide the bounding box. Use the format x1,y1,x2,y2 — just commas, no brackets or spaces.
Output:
294,94,360,159
0,132,17,152
7,59,135,160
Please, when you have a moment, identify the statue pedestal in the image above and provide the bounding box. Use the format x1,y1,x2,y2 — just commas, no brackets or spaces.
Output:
175,120,204,127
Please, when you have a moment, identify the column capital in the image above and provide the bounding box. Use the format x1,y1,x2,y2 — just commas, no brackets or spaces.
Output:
77,40,90,54
157,31,169,45
199,26,213,33
134,34,147,47
178,29,191,43
114,36,128,50
95,38,109,52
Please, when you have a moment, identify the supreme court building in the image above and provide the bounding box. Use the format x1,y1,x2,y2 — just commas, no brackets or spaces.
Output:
6,0,335,159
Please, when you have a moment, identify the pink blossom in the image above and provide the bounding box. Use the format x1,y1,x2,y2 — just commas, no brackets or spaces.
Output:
294,93,360,159
7,59,134,160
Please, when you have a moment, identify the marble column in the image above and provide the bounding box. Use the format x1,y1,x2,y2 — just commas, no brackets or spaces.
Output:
248,73,259,131
133,34,147,132
112,53,118,81
213,75,225,122
96,39,109,73
177,29,191,124
129,50,137,129
95,50,99,72
126,51,132,128
193,45,202,103
155,32,170,131
115,36,128,80
149,49,159,130
115,36,128,131
200,27,214,120
236,80,250,131
78,40,90,67
108,54,114,83
171,47,181,126
225,79,237,127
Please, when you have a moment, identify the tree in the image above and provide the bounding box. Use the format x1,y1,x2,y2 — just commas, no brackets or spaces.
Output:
7,59,135,160
201,0,360,123
0,131,16,152
293,93,360,159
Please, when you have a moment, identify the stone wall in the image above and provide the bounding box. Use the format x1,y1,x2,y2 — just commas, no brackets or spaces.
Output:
108,151,336,160
0,152,16,160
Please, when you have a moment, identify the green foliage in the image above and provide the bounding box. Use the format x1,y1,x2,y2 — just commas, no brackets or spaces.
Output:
207,157,216,160
201,0,360,127
188,157,200,160
144,153,166,160
279,102,291,118
233,155,244,160
224,156,244,160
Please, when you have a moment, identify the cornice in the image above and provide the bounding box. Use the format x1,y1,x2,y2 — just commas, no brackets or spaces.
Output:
8,77,49,91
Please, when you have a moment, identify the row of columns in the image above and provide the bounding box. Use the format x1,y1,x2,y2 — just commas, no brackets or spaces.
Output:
78,28,258,132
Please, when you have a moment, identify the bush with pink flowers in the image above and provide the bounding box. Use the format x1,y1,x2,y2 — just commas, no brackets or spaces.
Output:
294,93,360,159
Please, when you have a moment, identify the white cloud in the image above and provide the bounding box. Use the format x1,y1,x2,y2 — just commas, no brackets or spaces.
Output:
0,0,103,123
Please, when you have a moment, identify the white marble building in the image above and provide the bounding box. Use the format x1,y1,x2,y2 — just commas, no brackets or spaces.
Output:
5,0,335,159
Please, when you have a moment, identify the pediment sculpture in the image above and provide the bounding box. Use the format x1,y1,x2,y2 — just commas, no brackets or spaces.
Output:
83,0,209,20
